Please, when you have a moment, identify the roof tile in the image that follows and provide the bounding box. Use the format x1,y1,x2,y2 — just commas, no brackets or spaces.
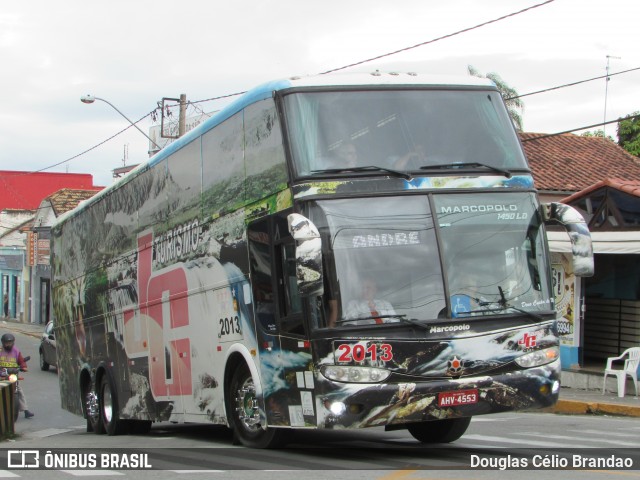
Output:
46,188,101,216
520,133,640,192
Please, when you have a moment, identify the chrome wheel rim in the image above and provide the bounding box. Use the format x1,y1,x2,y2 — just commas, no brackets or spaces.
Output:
235,376,261,432
102,384,113,423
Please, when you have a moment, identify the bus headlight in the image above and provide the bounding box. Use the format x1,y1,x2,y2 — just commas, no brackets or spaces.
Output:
515,347,559,368
321,365,391,383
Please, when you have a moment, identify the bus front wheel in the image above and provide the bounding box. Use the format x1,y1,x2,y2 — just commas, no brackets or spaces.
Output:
407,417,471,443
229,364,284,448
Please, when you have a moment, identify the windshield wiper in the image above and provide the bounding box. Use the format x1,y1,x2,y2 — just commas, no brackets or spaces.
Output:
472,286,544,321
397,316,431,330
420,162,513,178
311,165,412,180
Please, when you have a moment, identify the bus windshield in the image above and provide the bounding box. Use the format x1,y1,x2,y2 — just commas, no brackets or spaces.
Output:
284,89,527,177
304,192,553,328
435,192,553,320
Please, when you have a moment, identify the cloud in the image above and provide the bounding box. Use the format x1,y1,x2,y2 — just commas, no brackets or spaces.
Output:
0,0,638,186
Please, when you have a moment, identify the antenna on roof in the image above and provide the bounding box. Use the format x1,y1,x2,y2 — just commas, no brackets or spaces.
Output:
603,54,621,141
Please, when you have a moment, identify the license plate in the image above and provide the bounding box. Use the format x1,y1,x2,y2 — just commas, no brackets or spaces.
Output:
438,389,479,407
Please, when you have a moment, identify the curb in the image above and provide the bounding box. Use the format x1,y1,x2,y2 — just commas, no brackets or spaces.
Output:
545,399,640,417
1,320,43,339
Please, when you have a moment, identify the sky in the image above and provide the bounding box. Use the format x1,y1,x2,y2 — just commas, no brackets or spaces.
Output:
0,0,638,186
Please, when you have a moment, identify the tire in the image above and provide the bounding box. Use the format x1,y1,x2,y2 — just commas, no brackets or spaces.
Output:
99,375,128,436
228,364,284,448
407,417,471,443
85,381,104,434
39,350,50,371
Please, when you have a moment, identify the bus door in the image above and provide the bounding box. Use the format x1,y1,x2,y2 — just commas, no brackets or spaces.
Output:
248,212,316,428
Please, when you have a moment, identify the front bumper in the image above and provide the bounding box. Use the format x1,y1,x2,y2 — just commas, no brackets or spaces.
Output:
316,360,560,429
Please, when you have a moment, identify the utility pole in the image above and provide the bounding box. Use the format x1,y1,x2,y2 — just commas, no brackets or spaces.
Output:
179,93,187,137
603,55,621,140
160,94,188,139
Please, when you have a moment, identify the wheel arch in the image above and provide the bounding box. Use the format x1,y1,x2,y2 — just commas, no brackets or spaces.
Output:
223,345,262,423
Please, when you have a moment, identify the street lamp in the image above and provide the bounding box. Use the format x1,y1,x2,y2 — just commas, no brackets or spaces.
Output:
80,94,161,151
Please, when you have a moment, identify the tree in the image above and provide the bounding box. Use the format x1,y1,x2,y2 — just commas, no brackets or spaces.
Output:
580,130,615,142
617,112,640,157
468,65,524,131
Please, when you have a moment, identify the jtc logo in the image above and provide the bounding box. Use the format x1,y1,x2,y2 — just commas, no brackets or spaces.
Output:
518,333,537,349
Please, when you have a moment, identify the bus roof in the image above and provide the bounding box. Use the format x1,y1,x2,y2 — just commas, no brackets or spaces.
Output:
157,72,495,163
156,71,495,158
54,72,495,226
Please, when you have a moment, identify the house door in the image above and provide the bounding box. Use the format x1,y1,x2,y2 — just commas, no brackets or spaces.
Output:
40,279,51,325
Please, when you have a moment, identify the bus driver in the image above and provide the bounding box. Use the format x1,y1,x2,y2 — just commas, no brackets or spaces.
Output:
343,277,397,325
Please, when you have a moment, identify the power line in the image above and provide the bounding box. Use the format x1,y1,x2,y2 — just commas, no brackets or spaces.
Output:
12,0,617,176
51,0,558,173
12,111,155,177
320,0,556,75
507,66,640,101
521,113,640,142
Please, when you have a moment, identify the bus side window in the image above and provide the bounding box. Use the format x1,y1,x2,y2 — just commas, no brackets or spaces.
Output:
248,218,278,334
281,243,303,316
274,214,306,336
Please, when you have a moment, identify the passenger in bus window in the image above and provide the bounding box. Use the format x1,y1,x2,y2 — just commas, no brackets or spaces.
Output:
391,144,427,170
343,277,397,325
326,141,358,169
449,269,488,317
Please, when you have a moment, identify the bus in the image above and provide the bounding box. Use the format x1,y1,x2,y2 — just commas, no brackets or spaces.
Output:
51,72,593,448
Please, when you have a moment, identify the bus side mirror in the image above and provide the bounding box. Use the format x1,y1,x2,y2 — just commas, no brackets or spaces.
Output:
541,202,594,277
287,213,324,297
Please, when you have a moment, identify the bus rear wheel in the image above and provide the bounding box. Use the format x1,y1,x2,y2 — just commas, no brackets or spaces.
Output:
407,417,471,443
100,375,128,436
85,381,104,434
229,364,284,448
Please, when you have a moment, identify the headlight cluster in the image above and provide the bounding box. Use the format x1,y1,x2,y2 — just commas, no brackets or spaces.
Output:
321,365,391,383
515,346,559,368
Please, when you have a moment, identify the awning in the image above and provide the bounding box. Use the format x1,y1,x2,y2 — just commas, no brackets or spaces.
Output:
546,230,640,254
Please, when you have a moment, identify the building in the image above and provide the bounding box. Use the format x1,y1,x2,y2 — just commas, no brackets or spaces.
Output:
0,170,101,323
0,171,98,212
521,133,640,368
0,210,35,321
29,188,102,325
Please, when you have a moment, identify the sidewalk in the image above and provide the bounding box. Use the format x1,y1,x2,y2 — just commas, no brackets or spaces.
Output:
549,385,640,417
2,317,639,418
1,317,44,338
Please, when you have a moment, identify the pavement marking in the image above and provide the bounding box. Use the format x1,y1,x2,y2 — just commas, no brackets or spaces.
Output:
0,471,19,478
168,471,226,473
27,428,76,438
61,470,125,476
514,432,639,447
469,416,521,422
568,428,640,438
462,434,597,448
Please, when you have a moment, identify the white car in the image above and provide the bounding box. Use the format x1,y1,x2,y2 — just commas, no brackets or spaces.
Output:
39,321,57,371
